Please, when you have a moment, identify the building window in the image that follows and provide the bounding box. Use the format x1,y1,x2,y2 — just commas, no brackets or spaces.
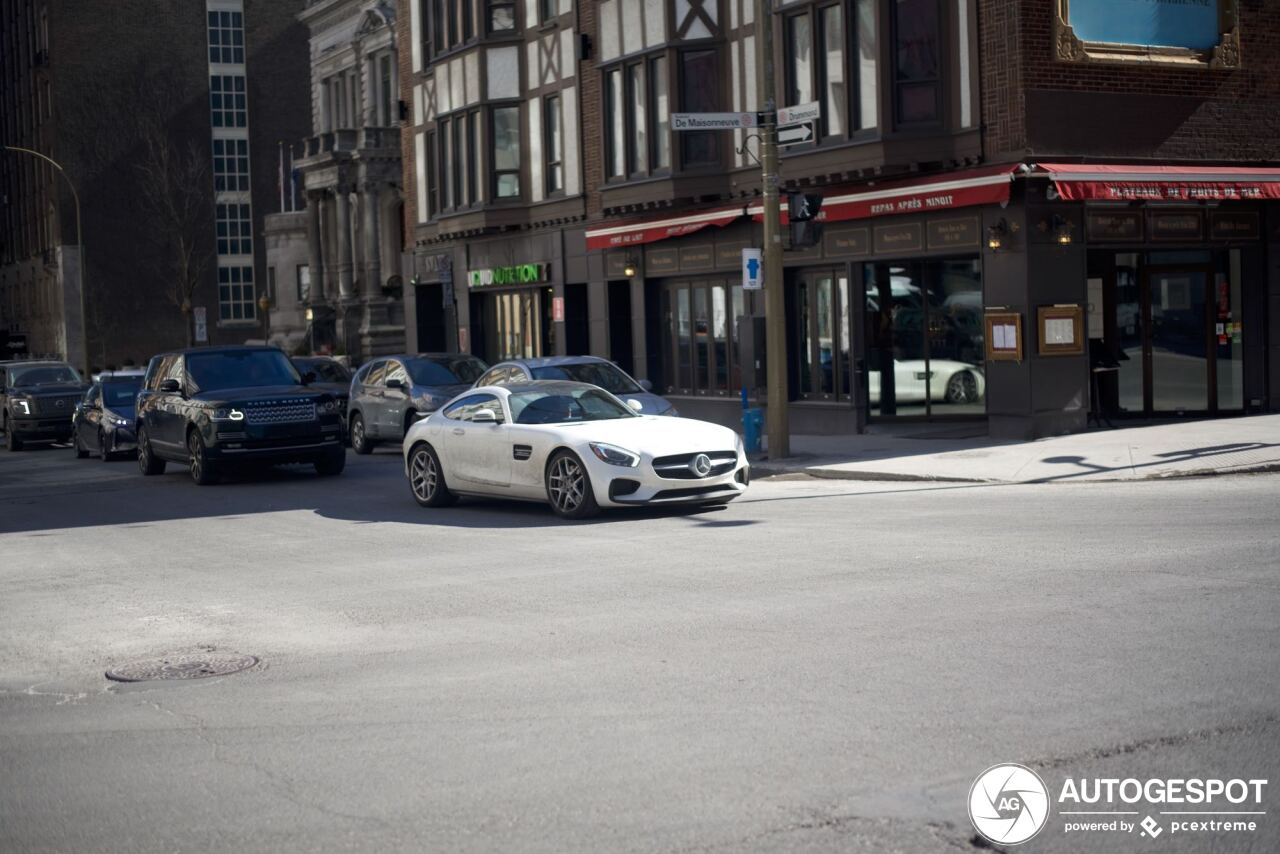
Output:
540,0,557,22
433,111,481,213
210,75,247,127
679,50,719,168
892,0,940,125
489,0,516,33
783,3,860,139
266,266,277,303
207,10,245,65
794,270,852,401
786,14,814,110
660,280,746,397
215,203,252,255
218,265,256,321
544,95,563,195
379,55,394,126
604,55,670,180
212,139,250,192
491,105,520,199
425,130,438,216
296,264,311,302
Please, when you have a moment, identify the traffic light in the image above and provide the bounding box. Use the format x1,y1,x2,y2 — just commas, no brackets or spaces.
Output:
788,192,824,248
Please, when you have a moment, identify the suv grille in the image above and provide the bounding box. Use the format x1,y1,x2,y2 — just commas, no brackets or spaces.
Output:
651,450,738,480
33,395,81,415
243,399,316,425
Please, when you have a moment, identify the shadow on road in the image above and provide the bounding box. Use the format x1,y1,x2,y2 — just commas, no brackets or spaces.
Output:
1034,441,1280,483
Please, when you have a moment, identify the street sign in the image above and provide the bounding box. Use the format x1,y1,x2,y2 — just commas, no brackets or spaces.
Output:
741,248,763,291
778,124,814,146
193,306,208,343
671,112,759,131
777,101,821,126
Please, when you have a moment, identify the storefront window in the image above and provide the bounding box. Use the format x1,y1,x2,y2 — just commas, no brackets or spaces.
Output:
866,258,984,417
795,270,852,401
662,280,746,396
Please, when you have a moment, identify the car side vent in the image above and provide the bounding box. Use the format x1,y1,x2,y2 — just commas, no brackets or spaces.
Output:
513,444,532,461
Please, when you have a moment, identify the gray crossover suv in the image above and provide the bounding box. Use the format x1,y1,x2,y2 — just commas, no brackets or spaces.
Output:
347,353,488,454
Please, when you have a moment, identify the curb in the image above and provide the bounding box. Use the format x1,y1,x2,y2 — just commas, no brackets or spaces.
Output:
752,461,1280,485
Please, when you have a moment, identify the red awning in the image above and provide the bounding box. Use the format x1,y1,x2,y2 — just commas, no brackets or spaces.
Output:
585,204,745,251
747,164,1019,224
1033,163,1280,203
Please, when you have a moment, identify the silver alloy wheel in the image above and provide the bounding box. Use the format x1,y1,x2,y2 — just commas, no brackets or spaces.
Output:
548,456,586,514
99,429,108,460
947,371,977,404
352,416,365,449
137,429,151,473
188,432,203,482
410,447,437,502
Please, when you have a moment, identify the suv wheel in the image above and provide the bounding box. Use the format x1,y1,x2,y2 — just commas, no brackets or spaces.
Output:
6,419,23,452
74,431,89,459
137,426,165,475
350,412,374,455
187,430,219,485
99,429,111,461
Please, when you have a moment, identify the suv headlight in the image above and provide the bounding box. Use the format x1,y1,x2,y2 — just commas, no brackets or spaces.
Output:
589,442,640,468
211,407,245,422
317,399,339,415
11,397,31,415
106,413,131,428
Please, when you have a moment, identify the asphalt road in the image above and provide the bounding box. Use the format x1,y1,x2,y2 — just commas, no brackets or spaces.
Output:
1,442,1277,853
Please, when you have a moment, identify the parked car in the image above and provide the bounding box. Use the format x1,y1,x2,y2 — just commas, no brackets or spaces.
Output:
1,360,88,451
347,353,488,454
135,346,346,485
867,358,985,405
473,356,677,416
403,380,747,520
292,356,352,442
72,371,146,460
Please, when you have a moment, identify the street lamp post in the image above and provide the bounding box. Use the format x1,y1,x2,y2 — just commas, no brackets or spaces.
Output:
2,145,88,373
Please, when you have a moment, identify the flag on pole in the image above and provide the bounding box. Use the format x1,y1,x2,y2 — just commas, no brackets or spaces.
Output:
277,141,286,211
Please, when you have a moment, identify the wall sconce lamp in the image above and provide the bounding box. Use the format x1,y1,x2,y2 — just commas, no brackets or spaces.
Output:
987,219,1009,251
623,258,638,278
1052,215,1075,245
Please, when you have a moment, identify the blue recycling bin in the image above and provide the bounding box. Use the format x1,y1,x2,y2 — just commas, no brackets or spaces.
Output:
741,407,763,455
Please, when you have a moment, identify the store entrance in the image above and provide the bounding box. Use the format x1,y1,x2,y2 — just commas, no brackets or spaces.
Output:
1099,251,1243,417
471,287,554,365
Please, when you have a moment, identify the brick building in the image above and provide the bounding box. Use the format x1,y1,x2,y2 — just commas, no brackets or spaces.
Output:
397,0,1280,439
0,0,309,372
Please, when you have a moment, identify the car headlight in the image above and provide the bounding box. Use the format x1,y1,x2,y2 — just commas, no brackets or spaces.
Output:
12,398,31,415
317,399,339,415
589,442,640,468
415,394,439,412
211,407,245,421
107,413,131,428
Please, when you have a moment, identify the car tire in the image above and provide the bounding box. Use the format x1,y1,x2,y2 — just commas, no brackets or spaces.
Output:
545,450,600,520
945,370,979,405
74,432,89,459
403,410,418,440
137,426,165,475
350,412,374,455
6,422,23,452
408,443,456,508
98,429,111,461
187,429,219,486
314,448,346,477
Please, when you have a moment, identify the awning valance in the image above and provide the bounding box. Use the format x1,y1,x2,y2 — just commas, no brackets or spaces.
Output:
748,164,1019,224
585,204,745,251
1032,163,1280,203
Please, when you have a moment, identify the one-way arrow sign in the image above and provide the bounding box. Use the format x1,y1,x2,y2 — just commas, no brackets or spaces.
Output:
778,123,814,147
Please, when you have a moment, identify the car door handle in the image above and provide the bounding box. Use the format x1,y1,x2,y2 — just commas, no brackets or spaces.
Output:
452,428,465,436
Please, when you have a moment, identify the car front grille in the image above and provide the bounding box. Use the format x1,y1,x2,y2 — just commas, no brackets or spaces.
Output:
32,395,80,415
243,399,316,425
651,450,738,480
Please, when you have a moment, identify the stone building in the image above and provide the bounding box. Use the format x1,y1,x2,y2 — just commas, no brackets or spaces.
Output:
0,0,309,371
292,0,407,362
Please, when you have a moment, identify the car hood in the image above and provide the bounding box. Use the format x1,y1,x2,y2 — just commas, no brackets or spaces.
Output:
613,391,674,415
307,382,350,398
546,415,738,457
9,383,85,397
104,405,136,421
191,385,332,406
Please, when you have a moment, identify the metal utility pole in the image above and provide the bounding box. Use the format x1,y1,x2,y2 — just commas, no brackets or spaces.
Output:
3,146,88,373
753,0,789,458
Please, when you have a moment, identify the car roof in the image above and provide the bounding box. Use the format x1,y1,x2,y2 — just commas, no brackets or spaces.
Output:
482,380,598,395
4,360,71,368
492,356,610,371
158,345,286,358
98,372,146,380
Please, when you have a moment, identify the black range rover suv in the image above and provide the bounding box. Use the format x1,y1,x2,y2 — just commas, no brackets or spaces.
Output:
136,346,345,484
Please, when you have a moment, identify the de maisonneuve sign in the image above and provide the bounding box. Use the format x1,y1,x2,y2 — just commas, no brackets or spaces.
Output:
1067,0,1220,51
467,263,549,288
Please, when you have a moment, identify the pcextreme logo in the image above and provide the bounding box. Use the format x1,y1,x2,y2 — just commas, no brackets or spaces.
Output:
969,764,1268,845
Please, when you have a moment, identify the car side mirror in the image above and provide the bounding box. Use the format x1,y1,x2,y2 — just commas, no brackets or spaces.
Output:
302,370,317,384
638,378,653,392
386,378,406,391
159,378,181,393
472,408,498,423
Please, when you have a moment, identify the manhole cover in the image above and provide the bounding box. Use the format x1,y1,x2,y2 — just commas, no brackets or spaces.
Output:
105,653,259,682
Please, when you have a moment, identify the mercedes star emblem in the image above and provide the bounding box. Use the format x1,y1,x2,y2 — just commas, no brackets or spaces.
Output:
690,454,712,477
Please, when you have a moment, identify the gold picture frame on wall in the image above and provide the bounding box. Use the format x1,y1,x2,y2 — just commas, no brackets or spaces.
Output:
1054,0,1240,69
985,312,1024,363
1037,305,1085,357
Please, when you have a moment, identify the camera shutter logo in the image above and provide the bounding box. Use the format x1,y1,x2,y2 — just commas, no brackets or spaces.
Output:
968,763,1050,845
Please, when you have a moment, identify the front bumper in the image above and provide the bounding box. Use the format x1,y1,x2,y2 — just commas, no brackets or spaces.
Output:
587,451,751,508
102,426,138,455
9,418,73,440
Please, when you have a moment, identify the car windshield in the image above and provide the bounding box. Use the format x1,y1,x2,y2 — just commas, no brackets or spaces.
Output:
10,363,82,387
103,379,142,408
508,387,637,425
295,359,351,383
529,362,641,394
407,356,487,386
187,350,301,393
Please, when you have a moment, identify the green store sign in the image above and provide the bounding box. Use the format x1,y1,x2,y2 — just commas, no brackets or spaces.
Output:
467,263,549,288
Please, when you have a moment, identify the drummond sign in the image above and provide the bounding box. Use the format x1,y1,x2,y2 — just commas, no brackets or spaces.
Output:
1067,0,1220,51
467,263,549,288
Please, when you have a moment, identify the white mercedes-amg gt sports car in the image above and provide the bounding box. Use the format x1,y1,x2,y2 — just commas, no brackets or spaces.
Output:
402,380,749,519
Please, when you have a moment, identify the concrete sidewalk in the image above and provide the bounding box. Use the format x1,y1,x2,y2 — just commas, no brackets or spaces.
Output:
751,415,1280,484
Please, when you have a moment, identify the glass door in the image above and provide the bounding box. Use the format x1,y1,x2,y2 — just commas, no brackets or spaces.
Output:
1147,268,1212,413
